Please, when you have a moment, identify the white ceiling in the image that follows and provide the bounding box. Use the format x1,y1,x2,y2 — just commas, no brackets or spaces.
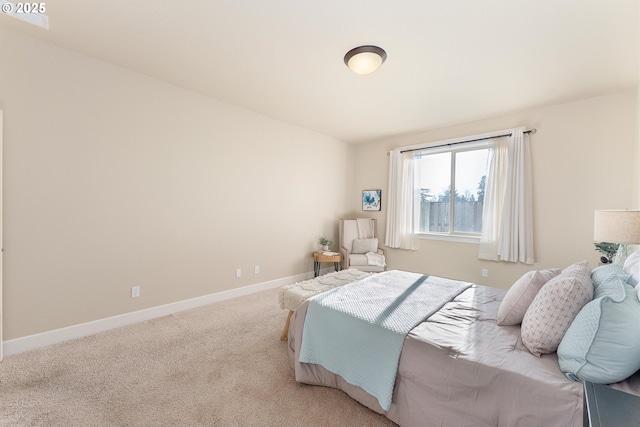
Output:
0,0,638,143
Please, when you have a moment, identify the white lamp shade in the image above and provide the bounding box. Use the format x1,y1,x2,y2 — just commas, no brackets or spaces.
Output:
344,45,387,75
347,52,384,75
594,210,640,244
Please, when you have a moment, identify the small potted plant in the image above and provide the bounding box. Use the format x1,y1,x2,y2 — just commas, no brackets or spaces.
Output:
318,237,334,251
594,242,619,264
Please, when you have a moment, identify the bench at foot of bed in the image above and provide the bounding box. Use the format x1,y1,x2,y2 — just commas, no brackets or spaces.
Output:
280,311,294,341
277,269,374,341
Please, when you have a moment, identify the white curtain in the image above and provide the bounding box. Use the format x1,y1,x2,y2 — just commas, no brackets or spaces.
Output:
478,136,508,261
478,128,534,264
385,150,419,250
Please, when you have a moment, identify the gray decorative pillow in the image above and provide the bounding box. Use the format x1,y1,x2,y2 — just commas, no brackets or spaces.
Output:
352,238,378,254
521,261,593,356
497,268,561,326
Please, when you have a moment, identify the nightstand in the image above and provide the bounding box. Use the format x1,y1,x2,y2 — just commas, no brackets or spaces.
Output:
312,251,342,277
583,381,640,427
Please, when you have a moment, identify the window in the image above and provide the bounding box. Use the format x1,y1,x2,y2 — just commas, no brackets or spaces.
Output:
387,127,532,261
414,144,489,238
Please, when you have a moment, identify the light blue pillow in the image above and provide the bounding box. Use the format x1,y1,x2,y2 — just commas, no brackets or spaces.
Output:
558,274,640,383
591,264,635,288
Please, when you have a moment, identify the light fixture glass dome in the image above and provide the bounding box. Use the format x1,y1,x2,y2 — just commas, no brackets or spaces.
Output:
344,45,387,75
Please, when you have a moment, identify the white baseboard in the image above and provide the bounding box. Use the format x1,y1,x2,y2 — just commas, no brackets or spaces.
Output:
2,270,324,357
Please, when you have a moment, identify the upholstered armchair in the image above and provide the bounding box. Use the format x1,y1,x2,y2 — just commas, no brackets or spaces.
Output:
339,218,387,272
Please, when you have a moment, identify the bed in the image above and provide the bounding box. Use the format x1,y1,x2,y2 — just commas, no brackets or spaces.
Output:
287,268,640,427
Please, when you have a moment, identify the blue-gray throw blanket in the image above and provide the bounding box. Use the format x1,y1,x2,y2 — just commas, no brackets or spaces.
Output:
298,270,472,411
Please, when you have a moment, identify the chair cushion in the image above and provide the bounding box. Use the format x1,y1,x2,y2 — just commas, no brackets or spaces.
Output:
352,238,378,254
497,268,561,326
349,254,369,266
521,261,593,356
558,273,640,383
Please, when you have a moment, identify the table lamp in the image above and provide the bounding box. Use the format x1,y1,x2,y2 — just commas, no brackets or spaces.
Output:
594,210,640,265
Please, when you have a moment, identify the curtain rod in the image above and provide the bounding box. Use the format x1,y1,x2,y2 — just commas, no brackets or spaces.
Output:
398,128,537,154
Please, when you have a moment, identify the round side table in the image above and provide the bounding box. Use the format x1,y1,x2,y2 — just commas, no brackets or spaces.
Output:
312,251,342,277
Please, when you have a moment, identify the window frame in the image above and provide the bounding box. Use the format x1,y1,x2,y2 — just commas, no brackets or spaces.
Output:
412,139,492,243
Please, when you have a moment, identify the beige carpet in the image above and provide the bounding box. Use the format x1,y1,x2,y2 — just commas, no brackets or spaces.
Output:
0,288,397,427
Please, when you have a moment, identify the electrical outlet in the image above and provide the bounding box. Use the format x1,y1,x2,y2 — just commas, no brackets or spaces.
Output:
131,286,140,298
481,269,488,277
254,265,260,274
236,268,242,278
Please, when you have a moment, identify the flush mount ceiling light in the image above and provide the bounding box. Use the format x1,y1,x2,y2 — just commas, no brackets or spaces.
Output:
344,45,387,75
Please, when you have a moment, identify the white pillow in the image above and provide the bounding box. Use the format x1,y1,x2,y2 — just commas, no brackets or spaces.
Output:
623,250,640,286
497,268,561,326
352,238,378,254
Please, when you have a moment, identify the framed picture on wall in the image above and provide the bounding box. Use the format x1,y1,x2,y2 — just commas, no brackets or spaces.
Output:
362,189,382,211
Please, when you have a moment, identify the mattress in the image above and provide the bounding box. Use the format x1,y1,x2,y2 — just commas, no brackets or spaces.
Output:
289,283,586,427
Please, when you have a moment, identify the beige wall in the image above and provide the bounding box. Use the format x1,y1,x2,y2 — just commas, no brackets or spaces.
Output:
0,29,354,340
352,90,638,289
0,27,636,342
